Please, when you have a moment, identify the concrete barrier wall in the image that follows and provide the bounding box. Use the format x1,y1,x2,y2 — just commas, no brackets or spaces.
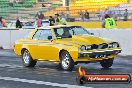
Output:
88,29,132,55
68,21,132,28
0,30,31,49
0,29,132,55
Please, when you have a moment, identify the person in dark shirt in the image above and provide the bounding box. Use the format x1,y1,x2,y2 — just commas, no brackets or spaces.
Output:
54,14,60,25
49,16,55,26
16,17,22,28
123,9,128,21
9,0,14,7
0,17,3,28
84,10,89,20
35,12,45,20
42,4,46,7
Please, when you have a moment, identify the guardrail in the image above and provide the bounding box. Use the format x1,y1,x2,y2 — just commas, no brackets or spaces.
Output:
0,28,19,30
88,29,132,56
0,29,31,49
0,28,132,56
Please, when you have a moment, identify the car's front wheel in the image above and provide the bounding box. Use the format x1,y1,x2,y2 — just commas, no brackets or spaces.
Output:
100,58,114,68
22,50,37,67
60,51,74,71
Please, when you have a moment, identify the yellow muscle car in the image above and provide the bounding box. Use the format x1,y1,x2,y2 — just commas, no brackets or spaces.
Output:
14,25,121,71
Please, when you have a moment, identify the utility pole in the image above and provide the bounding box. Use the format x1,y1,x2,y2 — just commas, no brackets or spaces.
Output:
65,0,69,18
62,0,69,18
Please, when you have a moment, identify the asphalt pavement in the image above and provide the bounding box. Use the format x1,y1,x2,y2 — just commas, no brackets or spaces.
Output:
0,49,132,88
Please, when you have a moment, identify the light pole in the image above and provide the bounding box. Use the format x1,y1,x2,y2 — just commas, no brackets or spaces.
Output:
65,0,69,18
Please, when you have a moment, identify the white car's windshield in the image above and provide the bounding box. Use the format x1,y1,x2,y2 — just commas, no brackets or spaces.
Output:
54,26,91,38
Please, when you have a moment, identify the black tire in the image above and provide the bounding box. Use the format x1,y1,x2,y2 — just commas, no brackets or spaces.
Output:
100,58,114,68
22,50,37,67
60,51,74,71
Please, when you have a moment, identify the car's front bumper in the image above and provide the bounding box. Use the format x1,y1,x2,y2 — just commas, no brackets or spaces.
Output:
78,49,121,60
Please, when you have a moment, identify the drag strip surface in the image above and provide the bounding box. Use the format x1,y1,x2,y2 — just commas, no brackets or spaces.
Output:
0,50,132,88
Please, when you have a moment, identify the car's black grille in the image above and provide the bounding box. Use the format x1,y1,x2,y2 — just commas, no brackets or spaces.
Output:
91,43,108,49
91,44,98,49
99,43,108,49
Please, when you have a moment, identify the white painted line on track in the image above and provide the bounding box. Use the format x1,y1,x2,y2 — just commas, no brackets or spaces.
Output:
0,76,93,88
0,64,23,68
0,64,76,73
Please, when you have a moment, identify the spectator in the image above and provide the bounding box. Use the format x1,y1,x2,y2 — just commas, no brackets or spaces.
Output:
16,17,22,28
3,19,7,27
59,15,67,25
107,8,113,17
61,12,66,19
35,12,45,20
54,14,67,25
102,8,112,21
79,10,84,21
84,10,89,20
9,0,14,7
42,4,46,7
123,9,128,21
36,18,42,28
0,17,3,28
0,17,7,28
49,16,55,26
54,14,60,25
104,9,109,15
102,14,117,29
98,10,104,21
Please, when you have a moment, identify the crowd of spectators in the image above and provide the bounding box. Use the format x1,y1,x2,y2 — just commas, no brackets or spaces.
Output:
35,11,67,27
76,8,130,28
0,11,68,28
78,8,129,22
79,10,89,21
0,8,130,29
15,11,67,28
97,8,129,21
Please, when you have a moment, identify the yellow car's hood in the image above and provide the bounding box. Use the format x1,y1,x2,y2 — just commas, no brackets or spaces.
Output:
55,35,111,46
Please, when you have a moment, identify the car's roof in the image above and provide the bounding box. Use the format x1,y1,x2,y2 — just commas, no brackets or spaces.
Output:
38,25,79,29
42,20,50,22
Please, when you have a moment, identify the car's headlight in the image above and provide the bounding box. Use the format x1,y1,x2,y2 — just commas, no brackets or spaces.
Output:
80,45,92,50
80,45,86,50
112,42,119,48
108,42,119,48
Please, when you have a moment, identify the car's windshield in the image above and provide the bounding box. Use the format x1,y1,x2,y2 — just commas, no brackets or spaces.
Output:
54,26,90,38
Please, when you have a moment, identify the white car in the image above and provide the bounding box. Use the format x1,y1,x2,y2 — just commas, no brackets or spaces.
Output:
7,20,35,29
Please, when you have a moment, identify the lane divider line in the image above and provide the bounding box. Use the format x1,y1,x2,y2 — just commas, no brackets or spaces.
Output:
0,76,92,88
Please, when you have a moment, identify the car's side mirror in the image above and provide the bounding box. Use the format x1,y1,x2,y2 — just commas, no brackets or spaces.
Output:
90,33,94,35
48,36,52,40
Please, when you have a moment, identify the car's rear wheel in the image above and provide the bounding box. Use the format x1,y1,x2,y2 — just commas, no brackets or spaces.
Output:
22,50,37,67
100,58,114,68
60,51,74,71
